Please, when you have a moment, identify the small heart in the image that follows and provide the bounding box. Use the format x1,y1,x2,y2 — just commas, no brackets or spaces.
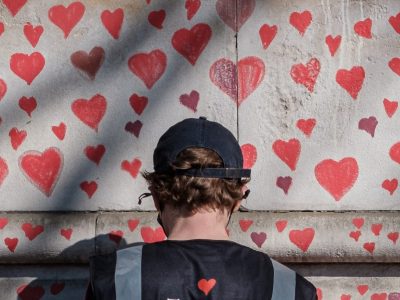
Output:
349,230,361,241
48,2,85,38
276,176,292,195
239,219,253,232
148,10,166,29
354,18,372,39
80,180,97,199
275,220,288,233
21,223,44,241
363,242,375,254
0,158,7,188
289,10,312,36
16,284,45,300
259,23,277,50
109,230,124,245
358,116,378,137
71,94,107,132
3,0,27,17
352,217,364,229
371,293,387,300
101,8,124,39
289,228,315,252
141,226,166,243
325,35,341,56
197,278,216,296
241,143,257,169
389,57,400,76
336,66,365,100
50,281,65,295
84,144,106,165
179,90,199,112
129,93,148,115
341,294,351,300
125,120,143,138
272,138,301,171
23,23,44,47
51,122,66,140
5,237,18,252
60,228,73,240
383,98,398,118
19,96,37,117
121,158,142,178
250,231,267,248
185,0,201,20
10,52,45,85
71,46,105,80
296,118,316,137
357,284,369,295
0,78,7,101
0,217,9,229
9,127,27,150
127,219,140,232
389,12,400,34
371,223,383,236
387,232,399,244
290,58,320,92
389,142,400,164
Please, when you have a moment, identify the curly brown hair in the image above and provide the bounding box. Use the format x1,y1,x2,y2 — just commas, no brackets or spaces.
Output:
141,147,250,213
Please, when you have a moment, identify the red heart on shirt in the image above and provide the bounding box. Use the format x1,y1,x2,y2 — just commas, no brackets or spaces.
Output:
198,278,217,296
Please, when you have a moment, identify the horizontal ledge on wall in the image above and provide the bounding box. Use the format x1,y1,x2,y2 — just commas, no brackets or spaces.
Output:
0,211,398,264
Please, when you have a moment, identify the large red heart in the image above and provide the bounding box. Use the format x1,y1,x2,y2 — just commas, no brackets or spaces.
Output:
290,58,320,92
19,96,37,117
5,237,18,252
21,223,44,241
325,35,341,56
70,47,105,80
140,226,166,243
241,143,257,169
289,10,312,36
10,52,45,85
0,157,8,187
354,18,372,39
3,0,27,17
48,2,85,38
16,284,45,300
289,227,315,252
197,278,217,296
129,93,148,115
352,217,364,229
185,0,201,20
336,66,365,99
148,10,166,29
314,157,358,201
9,127,27,150
23,23,44,47
71,94,107,131
382,178,398,195
19,147,63,197
389,142,400,164
101,8,124,39
209,56,265,106
172,23,212,65
128,49,167,89
216,0,255,31
121,158,142,178
80,180,97,198
272,138,301,171
60,228,73,240
259,23,277,50
389,57,400,76
389,13,400,34
296,118,316,137
84,144,106,165
0,78,7,101
383,98,398,118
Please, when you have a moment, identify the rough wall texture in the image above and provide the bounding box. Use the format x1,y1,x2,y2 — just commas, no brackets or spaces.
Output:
0,0,399,299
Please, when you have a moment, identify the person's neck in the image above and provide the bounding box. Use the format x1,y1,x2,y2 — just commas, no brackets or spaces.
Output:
163,206,230,241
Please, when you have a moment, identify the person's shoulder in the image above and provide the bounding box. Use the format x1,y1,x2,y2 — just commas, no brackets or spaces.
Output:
295,272,317,300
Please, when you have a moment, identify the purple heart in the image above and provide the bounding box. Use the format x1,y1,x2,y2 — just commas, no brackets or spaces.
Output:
216,0,255,31
179,90,199,112
358,116,378,137
125,120,143,138
276,176,292,195
389,293,400,300
250,232,267,248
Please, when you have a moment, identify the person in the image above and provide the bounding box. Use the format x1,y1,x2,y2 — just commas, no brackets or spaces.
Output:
85,116,317,299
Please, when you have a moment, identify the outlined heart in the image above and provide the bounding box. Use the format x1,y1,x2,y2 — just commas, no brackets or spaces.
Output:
9,127,27,150
19,96,37,117
129,93,148,115
21,223,44,241
80,180,97,198
48,2,85,38
172,23,212,65
70,46,105,80
179,90,199,112
3,0,27,17
314,157,358,201
121,158,142,178
289,227,315,252
5,237,18,252
127,219,140,232
357,285,369,295
84,144,105,165
241,143,257,169
354,18,372,39
50,281,65,295
272,138,301,171
250,231,267,248
387,232,399,244
290,58,320,92
325,35,341,56
275,220,288,232
128,49,167,89
216,0,255,31
19,147,63,197
389,13,400,34
239,219,253,232
389,57,400,76
23,23,44,47
10,52,45,85
0,78,7,101
383,98,398,118
52,122,66,140
101,8,124,39
198,278,217,296
289,10,312,36
276,176,292,194
371,223,382,236
60,228,73,240
358,116,378,137
389,142,400,164
0,217,8,229
209,56,265,106
363,242,375,254
148,10,166,29
259,23,277,50
296,118,316,137
140,226,166,243
71,94,107,132
352,218,364,229
125,120,143,138
336,66,365,99
382,179,398,195
349,230,361,241
109,230,124,244
185,0,201,20
0,157,7,188
16,284,45,300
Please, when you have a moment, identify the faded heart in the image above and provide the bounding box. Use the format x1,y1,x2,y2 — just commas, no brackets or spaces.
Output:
354,18,372,39
179,90,200,112
389,12,400,34
389,57,400,76
275,220,288,233
383,98,398,118
185,0,201,20
216,0,255,32
197,278,217,296
3,0,27,17
60,228,73,240
0,78,7,101
9,127,27,150
290,58,320,92
127,219,140,232
70,47,105,80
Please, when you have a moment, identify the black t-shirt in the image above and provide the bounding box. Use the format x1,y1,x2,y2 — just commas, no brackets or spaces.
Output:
86,239,317,300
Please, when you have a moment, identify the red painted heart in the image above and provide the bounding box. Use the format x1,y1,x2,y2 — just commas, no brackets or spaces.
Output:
48,2,85,38
336,66,365,100
289,10,312,36
125,120,143,138
389,142,400,164
389,12,400,34
250,231,267,248
5,237,18,252
129,93,148,115
259,24,277,50
363,242,375,254
276,176,292,194
0,78,7,101
148,10,166,29
60,228,73,240
216,0,255,31
179,90,200,112
80,180,97,198
10,52,45,85
101,8,124,39
241,143,257,169
383,98,398,118
349,230,361,241
354,18,372,39
128,49,167,89
371,293,387,300
127,219,140,232
382,178,398,195
19,147,63,197
121,158,142,178
52,122,66,140
185,0,201,20
0,157,7,187
296,118,316,137
23,23,44,47
0,217,8,229
358,116,378,137
340,295,351,300
172,23,212,65
389,57,400,76
357,284,368,295
239,219,253,232
21,223,44,241
275,220,288,233
3,0,27,16
16,284,45,300
198,278,217,296
0,22,3,36
272,138,301,171
387,232,399,244
9,127,27,150
290,58,320,92
84,145,105,165
141,226,166,243
371,223,382,236
70,46,105,80
19,96,37,117
289,227,315,252
325,35,341,56
71,94,107,131
352,218,364,229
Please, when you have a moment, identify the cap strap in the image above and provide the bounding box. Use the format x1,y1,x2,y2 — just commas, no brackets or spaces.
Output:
173,168,251,179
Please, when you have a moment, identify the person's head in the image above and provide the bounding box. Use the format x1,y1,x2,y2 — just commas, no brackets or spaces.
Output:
140,117,251,233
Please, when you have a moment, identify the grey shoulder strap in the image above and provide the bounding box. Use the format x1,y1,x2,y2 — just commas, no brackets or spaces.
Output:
115,244,143,300
270,258,296,300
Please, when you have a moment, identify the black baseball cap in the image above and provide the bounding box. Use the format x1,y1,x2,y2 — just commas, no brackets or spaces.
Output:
153,117,251,179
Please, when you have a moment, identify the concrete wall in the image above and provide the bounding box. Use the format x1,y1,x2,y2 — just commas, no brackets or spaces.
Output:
0,0,399,299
